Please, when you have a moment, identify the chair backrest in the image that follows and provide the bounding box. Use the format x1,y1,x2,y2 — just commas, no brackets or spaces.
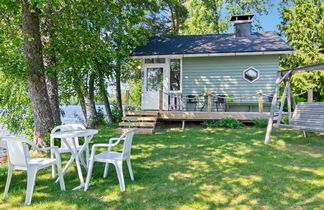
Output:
187,95,197,103
120,130,135,159
2,137,33,167
52,124,86,133
216,95,226,103
51,124,86,148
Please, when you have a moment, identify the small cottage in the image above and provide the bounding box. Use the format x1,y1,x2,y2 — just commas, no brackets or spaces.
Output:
117,15,293,134
132,15,292,112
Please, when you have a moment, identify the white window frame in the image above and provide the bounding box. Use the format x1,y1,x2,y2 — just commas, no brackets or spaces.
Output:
142,57,182,94
142,57,182,110
166,57,182,94
243,66,260,83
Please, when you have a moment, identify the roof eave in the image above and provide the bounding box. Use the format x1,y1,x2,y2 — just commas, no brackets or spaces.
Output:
131,50,294,59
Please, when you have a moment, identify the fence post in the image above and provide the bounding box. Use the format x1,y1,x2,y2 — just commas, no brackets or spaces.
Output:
307,89,313,102
159,90,163,112
258,89,263,113
207,90,212,112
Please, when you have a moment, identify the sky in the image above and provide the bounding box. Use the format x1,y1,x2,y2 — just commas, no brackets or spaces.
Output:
227,1,282,33
259,2,282,32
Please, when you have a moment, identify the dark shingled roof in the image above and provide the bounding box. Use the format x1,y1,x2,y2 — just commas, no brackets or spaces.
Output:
132,31,293,56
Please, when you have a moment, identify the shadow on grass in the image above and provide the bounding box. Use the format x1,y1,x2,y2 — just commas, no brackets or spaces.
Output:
0,126,323,209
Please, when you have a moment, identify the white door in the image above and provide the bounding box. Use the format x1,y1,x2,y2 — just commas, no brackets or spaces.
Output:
142,67,164,110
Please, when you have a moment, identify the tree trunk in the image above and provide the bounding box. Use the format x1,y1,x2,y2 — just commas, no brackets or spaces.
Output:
45,72,61,125
72,75,87,122
85,72,98,128
115,65,123,116
22,0,54,146
98,74,115,123
43,3,61,126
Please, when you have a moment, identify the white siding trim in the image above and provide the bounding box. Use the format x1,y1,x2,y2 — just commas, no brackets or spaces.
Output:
131,51,293,59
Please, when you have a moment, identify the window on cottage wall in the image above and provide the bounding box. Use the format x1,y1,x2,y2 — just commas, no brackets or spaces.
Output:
170,59,181,91
243,67,259,83
144,58,166,64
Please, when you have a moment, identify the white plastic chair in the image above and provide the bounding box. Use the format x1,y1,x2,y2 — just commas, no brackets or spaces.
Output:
50,124,88,178
84,130,135,192
2,137,65,205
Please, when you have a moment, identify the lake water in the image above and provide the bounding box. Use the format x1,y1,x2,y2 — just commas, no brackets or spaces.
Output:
0,105,107,136
0,105,106,159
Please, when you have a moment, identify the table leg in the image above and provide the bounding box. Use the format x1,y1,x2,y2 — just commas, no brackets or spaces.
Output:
71,138,86,190
78,135,93,171
55,138,76,183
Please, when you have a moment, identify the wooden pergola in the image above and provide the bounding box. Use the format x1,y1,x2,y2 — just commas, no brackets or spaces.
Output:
264,62,324,144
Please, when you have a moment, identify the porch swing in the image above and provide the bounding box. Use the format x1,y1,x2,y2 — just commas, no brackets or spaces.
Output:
264,63,324,144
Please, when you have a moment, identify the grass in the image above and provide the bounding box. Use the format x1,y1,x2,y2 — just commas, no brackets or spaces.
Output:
0,125,323,209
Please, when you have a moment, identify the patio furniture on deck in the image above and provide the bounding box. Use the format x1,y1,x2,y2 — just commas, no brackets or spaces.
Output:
2,137,65,205
50,128,98,190
186,95,198,111
50,124,87,178
215,95,227,112
84,130,135,192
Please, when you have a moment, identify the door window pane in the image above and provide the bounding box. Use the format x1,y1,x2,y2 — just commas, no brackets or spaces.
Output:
170,59,181,91
146,68,163,91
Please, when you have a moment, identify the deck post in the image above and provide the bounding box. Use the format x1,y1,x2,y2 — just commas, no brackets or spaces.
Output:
207,90,212,112
265,72,282,144
159,90,163,112
258,89,263,112
307,89,313,102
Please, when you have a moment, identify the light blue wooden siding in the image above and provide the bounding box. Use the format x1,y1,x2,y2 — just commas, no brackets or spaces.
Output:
182,55,279,102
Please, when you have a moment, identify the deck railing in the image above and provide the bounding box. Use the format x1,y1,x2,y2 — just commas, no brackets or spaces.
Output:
162,90,274,113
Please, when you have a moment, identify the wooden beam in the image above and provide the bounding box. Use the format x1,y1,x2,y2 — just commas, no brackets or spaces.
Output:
279,70,292,83
287,83,292,122
280,63,324,76
290,89,296,110
264,74,281,144
277,83,288,126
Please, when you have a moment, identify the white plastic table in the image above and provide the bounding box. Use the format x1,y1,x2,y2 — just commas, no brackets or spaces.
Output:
50,129,98,190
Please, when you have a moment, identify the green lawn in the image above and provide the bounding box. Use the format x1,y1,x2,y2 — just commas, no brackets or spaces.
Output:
0,126,323,209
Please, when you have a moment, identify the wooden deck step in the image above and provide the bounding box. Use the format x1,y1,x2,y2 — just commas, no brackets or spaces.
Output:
119,122,156,127
126,111,158,116
115,128,154,135
122,116,157,121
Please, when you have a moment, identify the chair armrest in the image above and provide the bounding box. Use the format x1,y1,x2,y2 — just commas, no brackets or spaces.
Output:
38,146,59,152
108,137,125,144
91,143,115,150
38,146,61,161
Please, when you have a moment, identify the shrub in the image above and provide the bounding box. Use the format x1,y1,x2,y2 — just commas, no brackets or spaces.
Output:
202,118,243,129
111,101,123,123
281,116,290,125
253,118,268,128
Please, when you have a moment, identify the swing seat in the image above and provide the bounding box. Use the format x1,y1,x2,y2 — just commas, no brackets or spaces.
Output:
277,102,324,133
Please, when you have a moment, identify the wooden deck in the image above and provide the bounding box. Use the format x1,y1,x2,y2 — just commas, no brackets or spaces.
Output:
129,111,270,122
